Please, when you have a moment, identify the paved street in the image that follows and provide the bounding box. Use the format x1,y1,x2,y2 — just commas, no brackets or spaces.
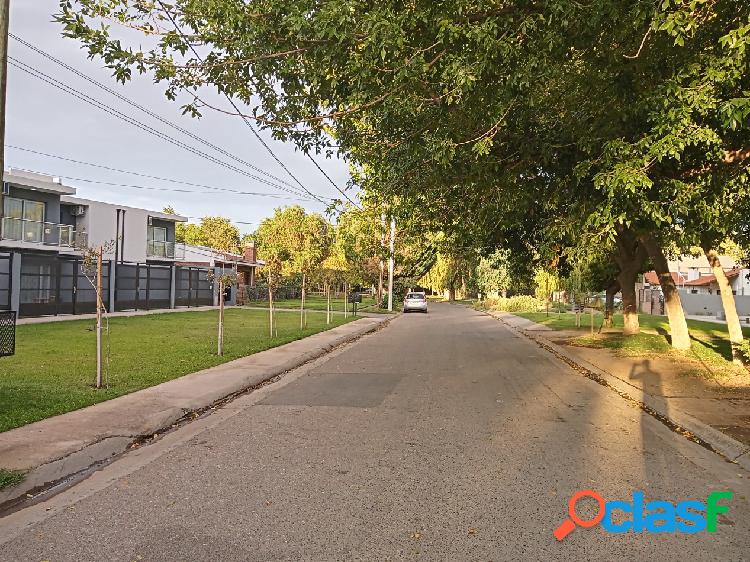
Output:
1,303,748,561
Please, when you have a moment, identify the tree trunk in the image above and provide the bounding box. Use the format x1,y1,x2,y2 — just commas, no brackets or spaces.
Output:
603,280,620,329
300,272,306,330
326,282,331,325
378,260,384,307
448,286,456,301
639,234,691,350
218,280,225,356
704,247,745,364
614,226,647,336
268,279,274,338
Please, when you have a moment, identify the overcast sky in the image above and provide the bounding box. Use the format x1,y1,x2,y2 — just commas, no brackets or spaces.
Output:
6,2,354,234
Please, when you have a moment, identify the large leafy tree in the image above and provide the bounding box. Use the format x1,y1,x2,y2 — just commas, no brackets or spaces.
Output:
70,2,750,350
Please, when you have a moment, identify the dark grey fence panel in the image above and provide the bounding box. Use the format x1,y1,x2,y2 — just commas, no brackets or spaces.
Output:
0,253,10,310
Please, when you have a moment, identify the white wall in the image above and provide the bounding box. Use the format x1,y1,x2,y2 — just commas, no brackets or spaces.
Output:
678,289,750,316
75,200,149,262
62,196,186,263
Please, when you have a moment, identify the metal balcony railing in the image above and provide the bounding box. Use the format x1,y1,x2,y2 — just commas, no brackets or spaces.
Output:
147,240,185,260
0,216,81,248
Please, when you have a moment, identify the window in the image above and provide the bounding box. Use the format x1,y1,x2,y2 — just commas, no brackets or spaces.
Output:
147,226,169,257
150,226,167,242
2,197,46,242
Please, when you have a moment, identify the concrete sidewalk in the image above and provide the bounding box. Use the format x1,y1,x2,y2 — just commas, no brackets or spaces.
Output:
488,310,750,471
0,315,392,507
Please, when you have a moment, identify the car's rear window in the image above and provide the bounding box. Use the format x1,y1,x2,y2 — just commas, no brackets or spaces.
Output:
406,293,426,300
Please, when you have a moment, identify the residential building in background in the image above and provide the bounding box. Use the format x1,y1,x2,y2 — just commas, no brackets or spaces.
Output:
0,169,255,317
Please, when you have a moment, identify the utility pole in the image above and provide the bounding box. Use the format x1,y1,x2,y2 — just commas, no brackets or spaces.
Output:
0,0,10,224
387,216,395,312
95,246,103,388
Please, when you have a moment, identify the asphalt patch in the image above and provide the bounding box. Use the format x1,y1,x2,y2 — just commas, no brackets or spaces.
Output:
259,371,404,408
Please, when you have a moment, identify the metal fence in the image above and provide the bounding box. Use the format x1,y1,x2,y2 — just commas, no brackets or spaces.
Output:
115,263,173,311
18,255,111,317
0,310,16,357
175,266,214,307
0,253,10,311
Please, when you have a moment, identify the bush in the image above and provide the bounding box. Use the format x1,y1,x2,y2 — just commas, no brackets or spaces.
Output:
738,340,750,365
477,295,543,312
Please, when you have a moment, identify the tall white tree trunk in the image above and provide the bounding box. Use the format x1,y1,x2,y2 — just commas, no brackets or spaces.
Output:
268,277,274,338
300,272,306,329
640,234,691,350
704,247,745,364
95,246,103,388
217,280,225,356
326,283,331,325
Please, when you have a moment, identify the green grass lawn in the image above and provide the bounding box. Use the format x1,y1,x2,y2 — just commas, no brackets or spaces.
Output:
515,311,750,373
0,308,355,433
0,469,24,490
244,294,392,314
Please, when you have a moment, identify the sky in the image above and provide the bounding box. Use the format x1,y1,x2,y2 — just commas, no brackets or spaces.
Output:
6,2,354,235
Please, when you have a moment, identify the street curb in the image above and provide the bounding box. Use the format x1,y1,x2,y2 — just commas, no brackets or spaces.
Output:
482,309,750,472
0,315,395,510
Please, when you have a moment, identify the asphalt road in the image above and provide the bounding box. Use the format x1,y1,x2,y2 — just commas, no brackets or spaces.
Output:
1,303,748,560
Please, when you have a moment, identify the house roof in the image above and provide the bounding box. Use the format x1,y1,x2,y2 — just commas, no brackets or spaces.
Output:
682,268,743,287
181,244,263,268
60,195,187,222
643,271,682,286
5,169,76,195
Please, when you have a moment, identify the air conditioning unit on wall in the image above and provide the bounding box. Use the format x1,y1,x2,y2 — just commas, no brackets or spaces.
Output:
147,216,153,226
71,205,86,216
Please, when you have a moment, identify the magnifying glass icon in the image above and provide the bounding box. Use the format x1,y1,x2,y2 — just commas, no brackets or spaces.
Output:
553,489,606,541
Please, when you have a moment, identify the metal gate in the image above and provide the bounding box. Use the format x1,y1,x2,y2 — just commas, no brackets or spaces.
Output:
175,267,213,307
115,263,173,311
19,255,110,317
0,253,10,311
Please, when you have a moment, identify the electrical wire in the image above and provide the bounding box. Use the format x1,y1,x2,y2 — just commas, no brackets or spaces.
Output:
155,2,357,207
8,56,322,201
5,144,307,200
9,32,308,195
11,165,312,201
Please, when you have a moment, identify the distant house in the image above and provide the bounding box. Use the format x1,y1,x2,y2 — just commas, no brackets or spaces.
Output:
642,255,742,293
681,268,750,296
179,243,262,305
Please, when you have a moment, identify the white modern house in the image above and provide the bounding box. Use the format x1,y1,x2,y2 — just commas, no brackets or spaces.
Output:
0,169,237,317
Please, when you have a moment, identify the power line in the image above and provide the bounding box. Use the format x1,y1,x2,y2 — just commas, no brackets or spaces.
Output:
10,165,311,201
304,153,359,207
8,56,323,201
9,32,307,195
155,2,353,206
5,144,306,199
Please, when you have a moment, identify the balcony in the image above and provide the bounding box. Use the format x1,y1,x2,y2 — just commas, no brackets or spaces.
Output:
0,216,82,248
147,239,185,260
